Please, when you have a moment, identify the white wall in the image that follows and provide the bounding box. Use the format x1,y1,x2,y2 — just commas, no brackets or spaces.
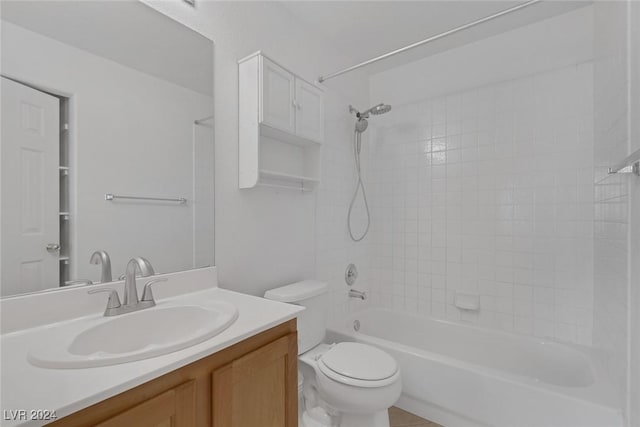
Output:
366,7,595,345
143,1,369,297
370,5,594,106
593,1,640,425
629,2,640,424
194,122,215,269
1,22,213,284
593,0,632,418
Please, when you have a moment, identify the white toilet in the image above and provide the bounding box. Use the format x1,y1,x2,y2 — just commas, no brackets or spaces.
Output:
264,280,401,427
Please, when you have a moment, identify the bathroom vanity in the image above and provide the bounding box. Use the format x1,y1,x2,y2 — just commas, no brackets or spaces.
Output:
0,268,303,427
49,320,297,427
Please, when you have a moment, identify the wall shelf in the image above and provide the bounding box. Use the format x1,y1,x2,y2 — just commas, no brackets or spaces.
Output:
259,124,322,148
258,169,319,192
239,51,324,191
255,182,314,192
59,98,71,286
259,169,319,183
608,147,640,176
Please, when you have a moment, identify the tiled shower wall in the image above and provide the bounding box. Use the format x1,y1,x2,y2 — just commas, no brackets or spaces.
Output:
367,63,594,345
629,3,640,423
592,0,633,416
315,80,372,319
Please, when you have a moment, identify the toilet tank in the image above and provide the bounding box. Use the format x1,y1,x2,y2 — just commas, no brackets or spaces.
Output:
264,280,328,354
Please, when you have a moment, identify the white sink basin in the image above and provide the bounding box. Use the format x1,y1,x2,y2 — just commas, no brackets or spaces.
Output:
28,302,238,369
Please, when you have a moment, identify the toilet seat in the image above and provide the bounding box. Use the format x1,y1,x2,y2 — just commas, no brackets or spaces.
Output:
318,342,399,388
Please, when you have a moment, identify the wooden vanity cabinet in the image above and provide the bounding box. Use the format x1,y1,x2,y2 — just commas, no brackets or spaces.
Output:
212,334,296,427
93,381,196,427
49,320,297,427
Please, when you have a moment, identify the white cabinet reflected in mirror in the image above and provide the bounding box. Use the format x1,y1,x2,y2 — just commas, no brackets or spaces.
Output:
0,1,214,297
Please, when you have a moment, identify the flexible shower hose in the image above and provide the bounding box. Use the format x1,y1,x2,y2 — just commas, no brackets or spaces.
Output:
347,129,371,242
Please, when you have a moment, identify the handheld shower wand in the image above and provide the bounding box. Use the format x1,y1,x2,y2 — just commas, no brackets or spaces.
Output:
347,103,391,242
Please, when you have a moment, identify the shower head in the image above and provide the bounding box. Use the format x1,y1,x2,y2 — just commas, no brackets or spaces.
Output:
359,103,392,118
355,118,369,133
349,103,392,119
350,102,391,134
367,103,392,115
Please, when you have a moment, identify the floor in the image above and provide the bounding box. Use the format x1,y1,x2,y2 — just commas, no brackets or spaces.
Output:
389,407,444,427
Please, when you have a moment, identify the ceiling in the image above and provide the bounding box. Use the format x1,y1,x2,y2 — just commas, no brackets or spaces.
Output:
1,1,213,96
279,1,592,80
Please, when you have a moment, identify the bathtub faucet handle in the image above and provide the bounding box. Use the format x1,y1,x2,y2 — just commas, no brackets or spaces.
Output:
349,289,366,300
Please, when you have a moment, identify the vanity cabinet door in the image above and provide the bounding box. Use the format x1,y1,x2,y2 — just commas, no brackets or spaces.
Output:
211,333,297,427
95,380,196,427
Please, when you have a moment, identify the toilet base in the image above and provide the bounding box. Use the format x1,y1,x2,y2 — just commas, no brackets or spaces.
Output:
340,409,390,427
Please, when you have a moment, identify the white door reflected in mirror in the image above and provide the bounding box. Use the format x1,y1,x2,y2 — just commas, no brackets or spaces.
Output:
1,77,61,295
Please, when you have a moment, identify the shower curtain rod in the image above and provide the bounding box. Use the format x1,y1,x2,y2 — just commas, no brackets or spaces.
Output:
317,0,541,83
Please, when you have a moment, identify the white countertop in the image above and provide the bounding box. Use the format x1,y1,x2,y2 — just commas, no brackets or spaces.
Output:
0,286,303,426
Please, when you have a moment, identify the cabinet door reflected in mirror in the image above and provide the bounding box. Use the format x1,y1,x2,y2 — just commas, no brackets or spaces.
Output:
0,1,214,297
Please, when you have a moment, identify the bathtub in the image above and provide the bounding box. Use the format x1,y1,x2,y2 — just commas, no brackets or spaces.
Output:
327,308,622,427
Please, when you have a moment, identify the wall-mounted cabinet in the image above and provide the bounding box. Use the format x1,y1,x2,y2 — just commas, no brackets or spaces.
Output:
239,52,324,191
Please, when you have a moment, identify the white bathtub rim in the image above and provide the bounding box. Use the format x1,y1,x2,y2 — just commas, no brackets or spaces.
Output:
328,308,620,414
342,307,595,362
338,307,606,385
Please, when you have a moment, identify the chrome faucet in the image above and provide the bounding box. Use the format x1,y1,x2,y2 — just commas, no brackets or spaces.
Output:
124,257,155,306
349,289,367,300
88,257,166,316
90,250,112,283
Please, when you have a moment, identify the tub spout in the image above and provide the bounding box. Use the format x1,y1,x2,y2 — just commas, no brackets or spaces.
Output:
349,289,366,300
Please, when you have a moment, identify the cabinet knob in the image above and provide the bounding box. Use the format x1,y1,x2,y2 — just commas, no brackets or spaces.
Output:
292,100,301,110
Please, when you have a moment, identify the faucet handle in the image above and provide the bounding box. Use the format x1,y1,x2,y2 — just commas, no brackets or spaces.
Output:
88,288,121,310
348,289,367,300
141,278,168,303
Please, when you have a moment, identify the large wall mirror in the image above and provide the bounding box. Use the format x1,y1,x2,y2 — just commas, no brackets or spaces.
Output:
0,1,215,297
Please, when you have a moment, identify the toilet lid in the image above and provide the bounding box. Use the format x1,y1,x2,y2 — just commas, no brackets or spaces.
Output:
319,342,398,382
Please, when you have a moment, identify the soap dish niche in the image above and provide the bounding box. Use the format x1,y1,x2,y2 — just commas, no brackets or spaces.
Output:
454,292,480,311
